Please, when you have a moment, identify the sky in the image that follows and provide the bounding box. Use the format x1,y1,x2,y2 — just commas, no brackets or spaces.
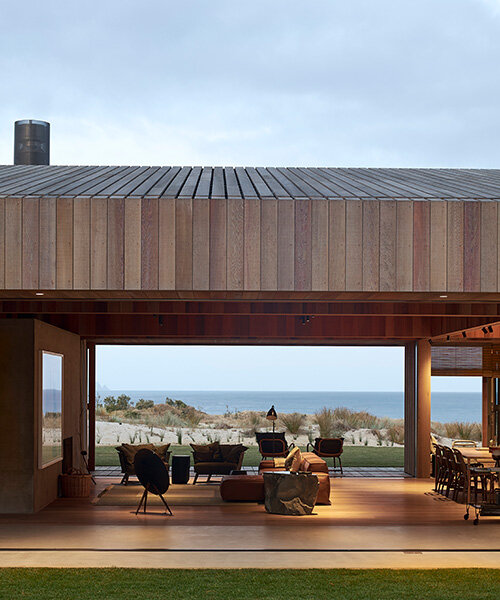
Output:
1,0,500,167
1,1,493,393
96,345,481,393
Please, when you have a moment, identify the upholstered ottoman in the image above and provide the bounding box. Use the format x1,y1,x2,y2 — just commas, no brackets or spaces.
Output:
220,475,265,502
315,473,331,505
220,473,331,505
301,452,329,474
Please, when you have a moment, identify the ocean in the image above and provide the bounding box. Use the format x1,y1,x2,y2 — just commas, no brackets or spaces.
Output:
100,390,482,423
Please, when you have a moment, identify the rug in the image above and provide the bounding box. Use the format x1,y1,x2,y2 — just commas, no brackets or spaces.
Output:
93,483,252,506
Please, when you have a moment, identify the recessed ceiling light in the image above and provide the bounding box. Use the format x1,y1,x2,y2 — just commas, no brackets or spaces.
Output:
439,295,448,298
35,292,44,296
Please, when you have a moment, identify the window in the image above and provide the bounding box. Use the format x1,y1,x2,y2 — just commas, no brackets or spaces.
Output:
40,351,63,468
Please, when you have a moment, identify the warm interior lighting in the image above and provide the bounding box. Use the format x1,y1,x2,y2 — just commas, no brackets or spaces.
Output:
266,405,277,435
266,405,277,421
439,295,448,298
35,292,44,296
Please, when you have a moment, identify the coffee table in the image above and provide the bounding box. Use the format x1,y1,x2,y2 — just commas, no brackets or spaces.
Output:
263,471,319,515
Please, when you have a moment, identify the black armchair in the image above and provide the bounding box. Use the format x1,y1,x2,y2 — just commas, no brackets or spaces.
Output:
307,437,344,474
255,432,294,459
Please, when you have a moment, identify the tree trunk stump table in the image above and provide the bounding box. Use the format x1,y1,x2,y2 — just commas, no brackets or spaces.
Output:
263,472,319,515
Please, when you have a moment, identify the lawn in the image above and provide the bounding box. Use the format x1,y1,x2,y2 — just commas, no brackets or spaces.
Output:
95,444,404,467
0,569,498,600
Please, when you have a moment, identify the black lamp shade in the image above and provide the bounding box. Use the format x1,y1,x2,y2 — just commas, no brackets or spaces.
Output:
266,405,277,421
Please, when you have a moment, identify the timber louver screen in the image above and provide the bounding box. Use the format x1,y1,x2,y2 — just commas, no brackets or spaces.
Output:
431,346,500,376
431,346,483,376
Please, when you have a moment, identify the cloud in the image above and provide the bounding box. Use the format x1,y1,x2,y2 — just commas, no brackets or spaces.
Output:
0,0,499,167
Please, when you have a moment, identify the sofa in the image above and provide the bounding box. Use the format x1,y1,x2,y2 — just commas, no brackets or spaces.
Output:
116,443,171,485
220,448,331,505
190,442,247,484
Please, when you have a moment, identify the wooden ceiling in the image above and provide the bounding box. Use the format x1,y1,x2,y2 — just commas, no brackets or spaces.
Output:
2,165,500,200
3,297,500,343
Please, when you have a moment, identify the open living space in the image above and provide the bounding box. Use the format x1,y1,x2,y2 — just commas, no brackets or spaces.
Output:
1,152,500,584
4,2,500,597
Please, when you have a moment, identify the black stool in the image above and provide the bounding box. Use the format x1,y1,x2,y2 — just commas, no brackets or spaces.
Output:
172,455,191,484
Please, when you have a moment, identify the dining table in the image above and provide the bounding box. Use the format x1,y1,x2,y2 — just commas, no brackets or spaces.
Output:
457,447,496,514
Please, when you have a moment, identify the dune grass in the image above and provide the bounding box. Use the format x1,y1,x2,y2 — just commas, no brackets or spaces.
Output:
95,444,404,468
0,568,499,600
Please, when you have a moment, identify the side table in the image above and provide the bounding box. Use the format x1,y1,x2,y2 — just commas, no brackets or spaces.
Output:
171,455,191,484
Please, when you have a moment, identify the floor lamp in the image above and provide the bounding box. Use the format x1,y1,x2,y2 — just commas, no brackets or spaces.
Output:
266,405,278,446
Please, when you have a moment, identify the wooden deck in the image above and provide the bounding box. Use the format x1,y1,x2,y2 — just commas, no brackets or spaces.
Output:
0,477,499,568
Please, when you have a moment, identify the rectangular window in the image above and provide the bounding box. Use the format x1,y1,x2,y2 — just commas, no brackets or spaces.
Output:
40,351,63,468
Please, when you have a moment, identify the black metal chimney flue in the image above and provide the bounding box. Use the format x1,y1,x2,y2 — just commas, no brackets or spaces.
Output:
14,120,50,165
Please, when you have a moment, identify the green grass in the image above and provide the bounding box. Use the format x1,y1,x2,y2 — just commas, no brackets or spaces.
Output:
95,445,404,468
0,569,498,600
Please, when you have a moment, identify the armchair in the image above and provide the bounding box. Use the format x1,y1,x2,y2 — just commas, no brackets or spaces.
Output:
307,437,344,474
255,432,293,459
116,443,171,485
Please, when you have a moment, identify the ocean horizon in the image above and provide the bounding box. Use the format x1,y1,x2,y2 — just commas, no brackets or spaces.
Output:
99,390,482,423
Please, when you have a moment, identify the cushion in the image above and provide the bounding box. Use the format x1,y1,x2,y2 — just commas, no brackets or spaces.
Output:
284,447,302,472
315,473,331,505
218,444,247,464
193,461,238,475
153,444,171,462
190,442,220,462
301,452,329,473
258,460,276,472
119,443,155,467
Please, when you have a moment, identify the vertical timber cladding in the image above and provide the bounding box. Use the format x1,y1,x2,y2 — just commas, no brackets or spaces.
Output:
1,197,500,292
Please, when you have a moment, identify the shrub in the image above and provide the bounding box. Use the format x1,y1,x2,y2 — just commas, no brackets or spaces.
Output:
279,413,305,437
314,407,335,438
443,421,482,441
307,427,315,445
246,411,264,434
206,432,220,444
136,399,154,410
387,425,405,445
184,408,202,427
103,394,131,413
124,410,140,420
166,398,189,410
127,431,140,444
159,413,184,428
332,406,384,430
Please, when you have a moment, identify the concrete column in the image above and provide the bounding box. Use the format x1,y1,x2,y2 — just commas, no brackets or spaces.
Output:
416,339,431,478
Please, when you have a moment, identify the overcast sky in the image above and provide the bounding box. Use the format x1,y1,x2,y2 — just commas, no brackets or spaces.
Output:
97,345,480,393
1,0,500,167
1,2,491,393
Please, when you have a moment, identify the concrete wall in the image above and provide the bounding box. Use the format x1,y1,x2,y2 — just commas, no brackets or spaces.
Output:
0,319,83,513
0,320,35,512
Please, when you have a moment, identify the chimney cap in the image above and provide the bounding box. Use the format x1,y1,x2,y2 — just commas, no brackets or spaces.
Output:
15,119,49,127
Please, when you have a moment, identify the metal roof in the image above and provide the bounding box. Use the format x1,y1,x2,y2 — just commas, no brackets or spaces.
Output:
1,164,500,200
